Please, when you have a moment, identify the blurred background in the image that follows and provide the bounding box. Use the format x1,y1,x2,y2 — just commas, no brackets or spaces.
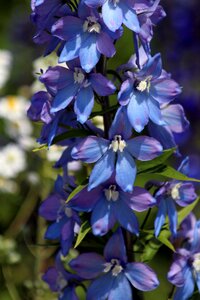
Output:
0,0,200,299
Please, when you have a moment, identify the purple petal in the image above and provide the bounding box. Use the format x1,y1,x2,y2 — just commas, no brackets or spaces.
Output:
147,96,165,126
104,228,127,264
60,287,79,300
69,253,105,279
151,77,181,104
138,53,162,79
125,262,159,291
173,268,194,300
88,150,115,190
89,73,116,96
118,79,133,106
52,16,83,40
97,31,116,57
91,196,116,236
162,104,189,133
175,183,197,207
61,220,75,255
109,106,132,140
115,151,137,192
42,267,59,292
167,258,187,287
39,194,61,220
122,187,156,212
74,85,94,124
69,186,102,212
71,136,109,163
127,136,163,161
148,121,176,149
59,35,82,63
84,0,105,7
102,1,123,32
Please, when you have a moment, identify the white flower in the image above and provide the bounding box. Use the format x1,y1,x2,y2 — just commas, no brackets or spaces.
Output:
0,49,12,89
0,144,26,178
46,145,64,162
0,96,29,121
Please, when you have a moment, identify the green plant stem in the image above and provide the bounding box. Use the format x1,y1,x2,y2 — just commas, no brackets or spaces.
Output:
2,266,21,300
141,208,152,230
168,285,175,300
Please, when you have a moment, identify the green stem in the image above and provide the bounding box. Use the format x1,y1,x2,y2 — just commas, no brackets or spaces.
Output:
141,208,152,230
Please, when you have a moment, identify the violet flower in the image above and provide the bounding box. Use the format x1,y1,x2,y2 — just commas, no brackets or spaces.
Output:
71,108,163,192
39,175,80,255
69,228,159,300
69,178,156,236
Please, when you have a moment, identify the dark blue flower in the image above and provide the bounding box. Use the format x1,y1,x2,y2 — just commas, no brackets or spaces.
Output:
69,228,159,300
43,252,81,300
69,178,156,236
39,175,80,255
154,158,197,237
71,108,163,192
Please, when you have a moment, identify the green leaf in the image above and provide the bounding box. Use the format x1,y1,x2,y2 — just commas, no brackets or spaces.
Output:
178,197,199,225
140,237,162,263
157,229,175,251
74,221,91,248
137,148,176,173
53,129,92,144
32,144,48,152
66,184,87,204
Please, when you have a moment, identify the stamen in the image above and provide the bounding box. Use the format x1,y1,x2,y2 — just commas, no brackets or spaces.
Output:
109,135,126,152
83,16,101,33
193,253,200,273
103,259,123,276
171,183,182,200
104,185,119,202
74,68,85,84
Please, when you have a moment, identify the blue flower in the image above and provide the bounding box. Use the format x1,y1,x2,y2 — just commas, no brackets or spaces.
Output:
168,218,200,300
40,62,116,123
83,0,140,33
71,108,163,192
118,53,181,132
43,252,81,300
39,175,80,255
69,178,156,236
154,158,197,237
51,2,122,72
69,228,159,300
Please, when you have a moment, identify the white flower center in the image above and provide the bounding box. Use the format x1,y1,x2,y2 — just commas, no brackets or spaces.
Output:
109,135,126,152
74,68,85,84
83,16,101,33
104,185,119,202
57,272,68,291
103,259,123,276
193,253,200,273
171,183,182,200
135,76,152,92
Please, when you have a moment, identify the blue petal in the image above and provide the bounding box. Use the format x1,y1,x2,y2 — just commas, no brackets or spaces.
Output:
154,198,167,237
102,1,123,32
91,197,116,236
113,198,139,235
88,150,115,190
79,33,100,72
174,268,194,300
87,273,114,300
45,219,66,240
116,151,136,192
120,2,140,32
147,96,165,126
51,83,80,113
104,228,127,263
108,273,132,300
60,287,78,300
167,197,177,236
74,85,94,124
148,121,176,149
109,106,132,140
127,92,149,132
59,35,82,63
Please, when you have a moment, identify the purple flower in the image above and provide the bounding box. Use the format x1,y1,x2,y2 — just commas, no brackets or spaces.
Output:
69,178,156,236
148,103,189,150
31,0,71,55
39,175,80,255
83,0,140,33
154,158,197,237
71,108,163,192
51,3,122,72
118,53,181,132
40,64,116,123
69,228,159,300
168,218,200,300
43,252,81,300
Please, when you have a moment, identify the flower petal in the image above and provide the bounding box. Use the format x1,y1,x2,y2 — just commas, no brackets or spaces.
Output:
108,273,132,300
102,1,123,32
109,106,132,140
89,73,116,96
104,228,127,263
127,136,163,161
116,151,137,192
74,85,94,124
69,253,105,279
162,104,189,133
86,273,114,300
71,136,109,163
154,197,167,237
97,31,116,57
79,33,100,72
125,262,159,291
